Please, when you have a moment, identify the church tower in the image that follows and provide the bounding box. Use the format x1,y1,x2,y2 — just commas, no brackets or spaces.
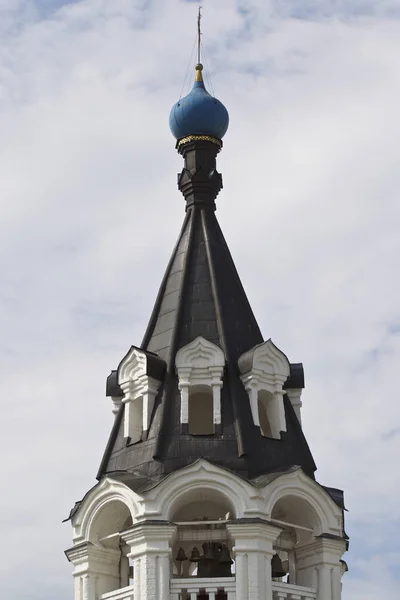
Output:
65,52,349,600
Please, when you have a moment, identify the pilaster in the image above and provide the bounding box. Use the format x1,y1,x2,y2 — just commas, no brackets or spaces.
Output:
65,542,121,600
121,522,177,600
295,536,347,600
227,521,282,600
286,388,303,425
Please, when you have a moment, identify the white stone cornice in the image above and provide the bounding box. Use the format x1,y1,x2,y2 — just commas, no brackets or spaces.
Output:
122,523,177,544
65,542,94,565
295,536,347,566
121,523,177,558
65,542,121,572
227,521,282,553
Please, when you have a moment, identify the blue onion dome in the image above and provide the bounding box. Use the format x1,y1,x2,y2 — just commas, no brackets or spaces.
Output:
169,64,229,141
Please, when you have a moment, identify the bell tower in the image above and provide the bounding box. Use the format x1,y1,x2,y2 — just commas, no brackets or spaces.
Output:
65,43,348,600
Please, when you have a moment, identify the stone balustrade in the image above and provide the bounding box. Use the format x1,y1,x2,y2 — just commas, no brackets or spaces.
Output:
272,581,316,599
98,578,316,600
170,576,236,599
100,584,134,600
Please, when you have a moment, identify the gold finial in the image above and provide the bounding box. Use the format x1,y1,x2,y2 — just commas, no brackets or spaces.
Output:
195,63,203,82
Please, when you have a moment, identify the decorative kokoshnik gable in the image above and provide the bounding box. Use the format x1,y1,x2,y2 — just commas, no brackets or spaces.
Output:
65,21,349,600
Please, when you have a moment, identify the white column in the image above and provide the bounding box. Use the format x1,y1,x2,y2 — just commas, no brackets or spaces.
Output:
296,537,347,600
141,377,160,432
234,552,248,599
65,542,120,600
111,396,122,416
288,549,296,584
332,565,342,600
134,556,141,600
227,521,282,600
286,388,303,425
121,523,177,600
212,381,223,425
271,389,287,437
74,574,83,600
159,554,171,599
178,380,190,424
82,574,94,600
241,379,260,427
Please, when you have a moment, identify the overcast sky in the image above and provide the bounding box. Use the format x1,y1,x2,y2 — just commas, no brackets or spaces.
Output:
0,1,399,598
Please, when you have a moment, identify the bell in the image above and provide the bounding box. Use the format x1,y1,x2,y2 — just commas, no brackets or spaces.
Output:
189,547,201,562
202,543,214,560
219,545,233,565
176,547,187,562
271,553,287,578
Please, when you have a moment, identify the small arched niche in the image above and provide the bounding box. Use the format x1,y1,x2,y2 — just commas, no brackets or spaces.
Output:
188,384,214,435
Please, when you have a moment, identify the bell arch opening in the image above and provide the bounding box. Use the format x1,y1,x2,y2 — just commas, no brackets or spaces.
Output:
271,494,322,544
88,499,133,545
88,500,134,591
170,487,235,580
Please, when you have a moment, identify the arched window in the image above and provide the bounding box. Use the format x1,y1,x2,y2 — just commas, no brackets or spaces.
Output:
188,385,214,435
258,390,273,437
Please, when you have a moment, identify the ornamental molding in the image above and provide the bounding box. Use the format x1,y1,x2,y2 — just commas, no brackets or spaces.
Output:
119,347,147,387
226,521,282,552
65,541,121,570
177,135,222,150
121,523,177,557
263,468,343,537
238,339,290,392
71,477,140,545
175,336,224,384
175,337,225,426
141,459,257,522
295,537,347,563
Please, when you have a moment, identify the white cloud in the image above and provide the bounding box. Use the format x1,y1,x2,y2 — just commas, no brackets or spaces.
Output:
0,0,399,598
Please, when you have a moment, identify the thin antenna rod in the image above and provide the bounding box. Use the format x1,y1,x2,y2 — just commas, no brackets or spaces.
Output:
197,6,202,64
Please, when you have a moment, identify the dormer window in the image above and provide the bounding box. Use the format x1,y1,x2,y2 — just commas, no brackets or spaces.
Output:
238,340,290,440
175,337,225,435
118,347,165,444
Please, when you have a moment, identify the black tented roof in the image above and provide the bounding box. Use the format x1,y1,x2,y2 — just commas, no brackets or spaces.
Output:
97,139,316,491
